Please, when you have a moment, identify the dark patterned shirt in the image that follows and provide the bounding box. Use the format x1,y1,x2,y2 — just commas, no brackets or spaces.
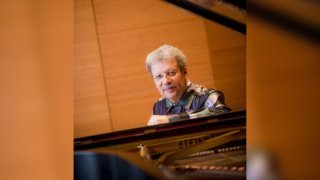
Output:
153,81,231,116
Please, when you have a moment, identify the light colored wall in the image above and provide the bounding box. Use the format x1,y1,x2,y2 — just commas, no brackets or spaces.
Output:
205,20,246,111
74,0,246,138
74,0,112,137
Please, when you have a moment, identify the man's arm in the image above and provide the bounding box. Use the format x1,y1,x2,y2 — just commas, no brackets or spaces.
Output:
147,107,228,126
205,91,231,111
147,91,230,126
147,113,188,126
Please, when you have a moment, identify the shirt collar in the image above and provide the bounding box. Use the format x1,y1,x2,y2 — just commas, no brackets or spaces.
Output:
165,81,194,109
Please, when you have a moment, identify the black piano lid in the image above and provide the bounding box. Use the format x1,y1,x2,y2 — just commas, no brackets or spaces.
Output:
74,110,246,150
164,0,246,34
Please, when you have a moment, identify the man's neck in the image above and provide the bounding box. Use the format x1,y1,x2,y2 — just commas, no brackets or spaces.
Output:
165,80,191,104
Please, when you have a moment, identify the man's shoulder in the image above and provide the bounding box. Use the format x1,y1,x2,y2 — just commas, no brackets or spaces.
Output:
157,97,165,102
188,82,217,96
153,97,166,105
152,97,167,115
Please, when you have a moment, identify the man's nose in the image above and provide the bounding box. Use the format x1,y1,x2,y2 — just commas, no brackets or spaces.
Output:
162,75,172,84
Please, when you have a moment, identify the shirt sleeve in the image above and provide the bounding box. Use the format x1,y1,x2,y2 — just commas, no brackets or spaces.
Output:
160,91,231,122
180,91,231,120
204,91,231,112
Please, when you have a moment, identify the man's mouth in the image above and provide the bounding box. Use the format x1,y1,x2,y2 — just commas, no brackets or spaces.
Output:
163,86,175,92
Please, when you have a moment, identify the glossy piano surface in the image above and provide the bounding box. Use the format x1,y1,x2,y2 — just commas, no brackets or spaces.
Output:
75,111,245,150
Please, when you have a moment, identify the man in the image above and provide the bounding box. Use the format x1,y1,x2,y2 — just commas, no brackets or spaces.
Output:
146,44,230,126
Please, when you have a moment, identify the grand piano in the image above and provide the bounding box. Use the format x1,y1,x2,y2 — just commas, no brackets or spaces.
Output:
75,111,246,179
75,0,246,179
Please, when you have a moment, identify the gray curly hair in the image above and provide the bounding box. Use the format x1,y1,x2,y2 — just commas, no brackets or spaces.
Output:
145,44,187,75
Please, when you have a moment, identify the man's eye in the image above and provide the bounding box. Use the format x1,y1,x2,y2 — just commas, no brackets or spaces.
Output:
155,75,163,79
168,71,176,76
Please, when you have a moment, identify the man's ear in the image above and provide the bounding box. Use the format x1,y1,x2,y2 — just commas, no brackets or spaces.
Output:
183,68,187,75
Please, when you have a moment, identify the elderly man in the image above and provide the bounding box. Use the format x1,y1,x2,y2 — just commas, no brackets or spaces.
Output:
146,44,230,126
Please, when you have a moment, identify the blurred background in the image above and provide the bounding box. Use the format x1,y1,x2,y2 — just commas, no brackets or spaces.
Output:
0,0,319,179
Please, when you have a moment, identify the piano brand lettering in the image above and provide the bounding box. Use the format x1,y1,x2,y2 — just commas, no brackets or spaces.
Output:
178,134,214,149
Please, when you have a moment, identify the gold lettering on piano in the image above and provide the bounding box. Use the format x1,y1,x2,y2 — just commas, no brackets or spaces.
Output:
178,134,216,149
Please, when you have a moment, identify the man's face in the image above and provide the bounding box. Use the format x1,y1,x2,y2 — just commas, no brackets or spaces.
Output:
150,58,187,103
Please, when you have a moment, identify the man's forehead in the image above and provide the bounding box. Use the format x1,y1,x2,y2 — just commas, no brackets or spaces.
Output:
151,59,178,74
152,58,178,68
